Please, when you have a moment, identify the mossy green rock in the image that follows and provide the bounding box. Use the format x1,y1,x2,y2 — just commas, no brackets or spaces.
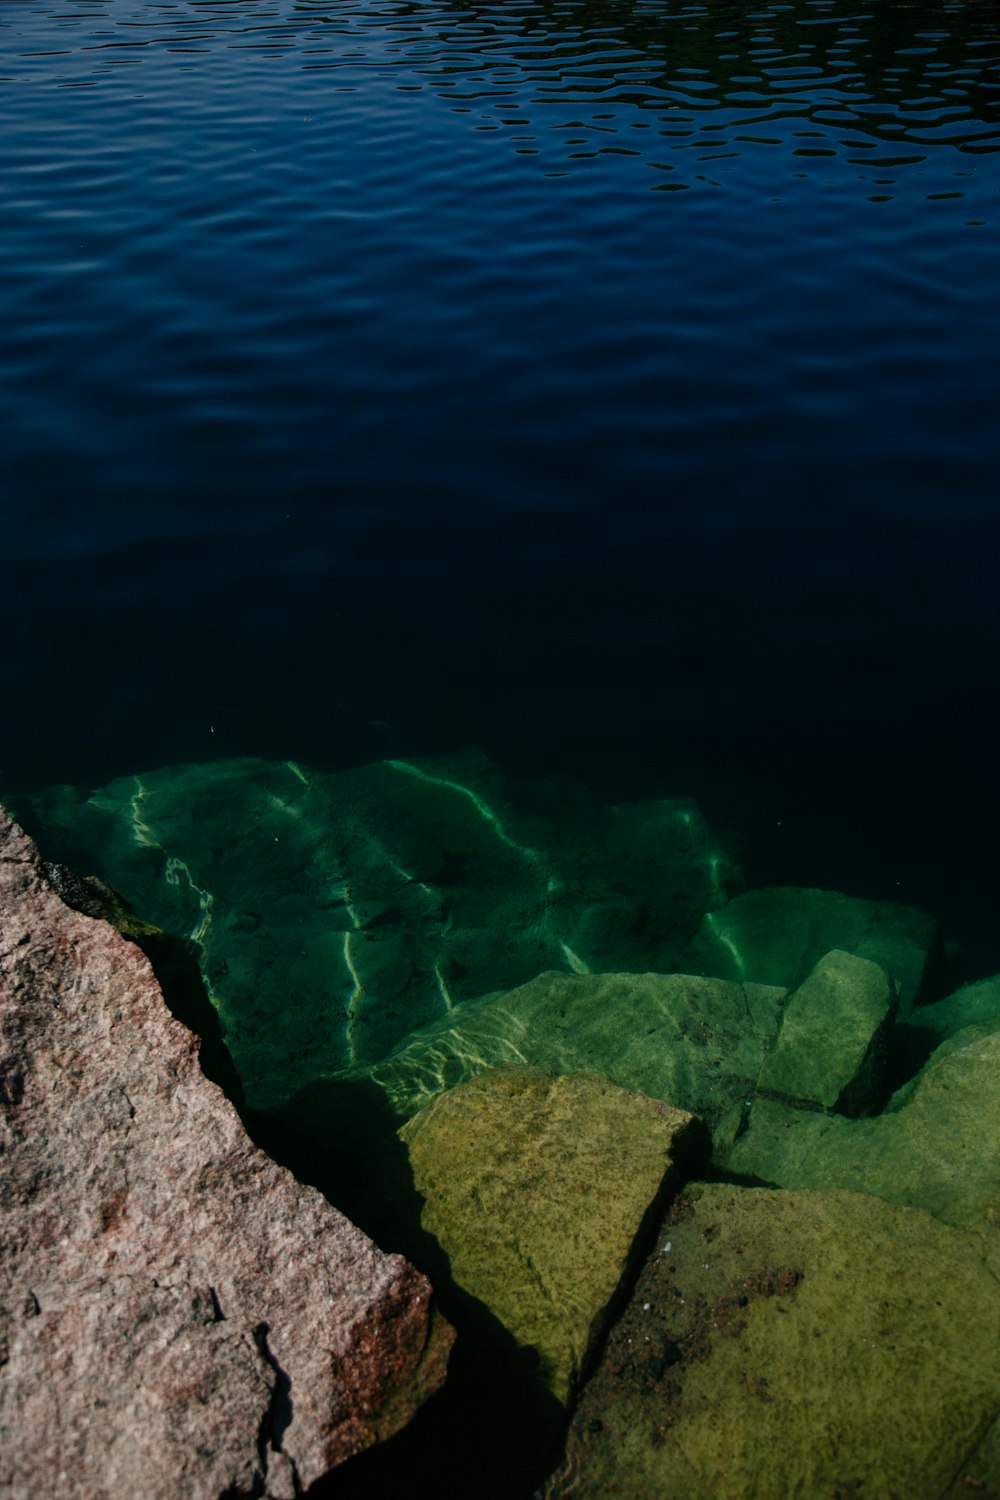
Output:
399,1070,703,1405
727,1026,1000,1228
689,887,940,1015
911,973,1000,1041
370,969,786,1137
551,1183,1000,1499
12,754,734,1109
756,949,895,1114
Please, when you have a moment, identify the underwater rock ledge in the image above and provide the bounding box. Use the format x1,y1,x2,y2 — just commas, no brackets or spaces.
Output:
0,806,453,1500
8,750,947,1120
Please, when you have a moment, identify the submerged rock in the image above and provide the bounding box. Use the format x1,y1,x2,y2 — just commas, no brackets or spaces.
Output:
12,753,736,1109
369,969,786,1139
755,948,896,1114
905,971,1000,1042
0,808,452,1500
727,1023,1000,1229
687,886,941,1014
399,1069,704,1405
550,1183,1000,1500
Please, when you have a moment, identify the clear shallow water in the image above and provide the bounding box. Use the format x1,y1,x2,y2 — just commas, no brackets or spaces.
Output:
1,0,999,961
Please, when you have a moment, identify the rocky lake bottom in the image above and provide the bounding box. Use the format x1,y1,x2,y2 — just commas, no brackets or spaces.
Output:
6,749,999,1496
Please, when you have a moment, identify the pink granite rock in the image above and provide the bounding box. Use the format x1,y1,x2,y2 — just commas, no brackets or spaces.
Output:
0,809,452,1499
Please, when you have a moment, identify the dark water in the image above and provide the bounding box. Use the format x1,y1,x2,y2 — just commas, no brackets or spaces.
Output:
2,0,999,963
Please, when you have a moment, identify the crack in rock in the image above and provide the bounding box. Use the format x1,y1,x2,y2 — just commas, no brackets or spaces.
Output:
252,1322,299,1498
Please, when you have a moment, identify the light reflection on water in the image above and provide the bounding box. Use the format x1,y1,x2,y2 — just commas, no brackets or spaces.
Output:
7,0,999,189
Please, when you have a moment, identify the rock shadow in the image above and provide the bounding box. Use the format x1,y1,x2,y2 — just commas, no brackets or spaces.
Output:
254,1076,568,1499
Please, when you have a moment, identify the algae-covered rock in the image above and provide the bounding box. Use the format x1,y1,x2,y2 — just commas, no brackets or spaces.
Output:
939,1415,1000,1500
888,973,1000,1092
399,1070,704,1405
10,754,735,1109
911,973,1000,1041
688,887,940,1014
727,1026,1000,1228
369,969,786,1136
550,1183,1000,1500
756,949,896,1114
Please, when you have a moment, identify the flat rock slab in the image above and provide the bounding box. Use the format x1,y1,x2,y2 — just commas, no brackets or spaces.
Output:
0,810,452,1500
756,949,895,1113
399,1070,703,1405
688,886,940,1015
727,1023,1000,1230
372,970,786,1140
550,1183,1000,1500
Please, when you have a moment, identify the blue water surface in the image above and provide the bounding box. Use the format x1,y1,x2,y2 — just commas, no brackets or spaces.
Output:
1,0,999,958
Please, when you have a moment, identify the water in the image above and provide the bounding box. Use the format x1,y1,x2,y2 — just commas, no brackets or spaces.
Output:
2,0,999,949
2,6,999,1491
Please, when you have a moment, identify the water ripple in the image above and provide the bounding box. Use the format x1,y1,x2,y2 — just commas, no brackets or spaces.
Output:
1,0,999,861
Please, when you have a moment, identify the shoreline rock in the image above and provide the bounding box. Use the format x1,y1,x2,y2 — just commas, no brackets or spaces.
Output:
0,807,453,1499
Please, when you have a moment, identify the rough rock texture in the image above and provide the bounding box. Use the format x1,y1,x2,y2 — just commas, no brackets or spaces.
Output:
726,1023,1000,1229
549,1184,1000,1500
688,886,940,1015
371,970,786,1139
399,1070,704,1404
13,754,737,1109
755,949,896,1113
0,809,453,1500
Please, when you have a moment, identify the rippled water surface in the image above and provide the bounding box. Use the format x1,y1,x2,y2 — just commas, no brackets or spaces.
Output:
2,0,999,954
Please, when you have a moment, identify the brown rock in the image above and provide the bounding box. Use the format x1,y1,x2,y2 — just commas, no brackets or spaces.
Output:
0,809,452,1500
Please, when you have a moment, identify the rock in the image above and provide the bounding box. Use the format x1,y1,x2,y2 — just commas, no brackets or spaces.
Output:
755,949,896,1114
549,1183,1000,1500
908,972,1000,1041
399,1070,704,1405
687,887,941,1015
11,754,738,1110
0,808,453,1500
369,969,786,1139
726,1025,1000,1229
